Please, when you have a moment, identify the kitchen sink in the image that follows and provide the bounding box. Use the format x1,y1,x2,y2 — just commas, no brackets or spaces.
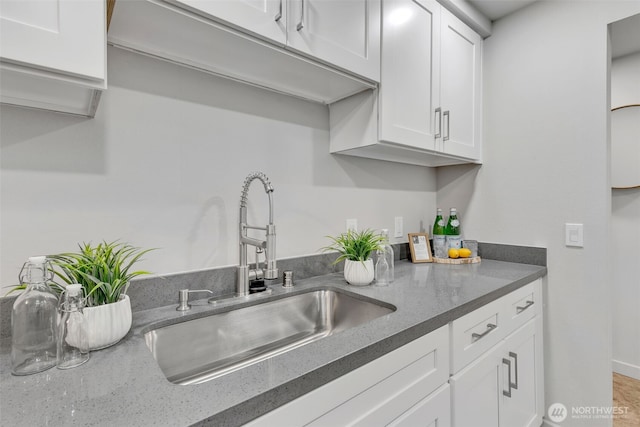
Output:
144,288,395,385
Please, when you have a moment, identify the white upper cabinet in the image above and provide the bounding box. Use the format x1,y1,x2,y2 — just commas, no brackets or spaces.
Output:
171,0,287,44
440,10,482,160
109,0,379,104
286,0,380,81
329,0,483,167
379,0,440,150
0,0,106,117
176,0,381,81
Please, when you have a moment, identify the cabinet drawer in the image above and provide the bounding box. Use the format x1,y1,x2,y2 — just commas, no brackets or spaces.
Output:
503,279,541,335
450,297,506,374
309,325,449,426
246,325,449,427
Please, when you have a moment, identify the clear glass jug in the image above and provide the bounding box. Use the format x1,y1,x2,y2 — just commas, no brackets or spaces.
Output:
57,284,90,369
11,256,59,375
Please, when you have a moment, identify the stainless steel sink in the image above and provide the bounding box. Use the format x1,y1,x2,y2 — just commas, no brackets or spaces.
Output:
144,288,395,385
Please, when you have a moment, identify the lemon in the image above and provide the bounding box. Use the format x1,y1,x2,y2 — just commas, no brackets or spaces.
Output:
448,248,460,259
459,248,472,258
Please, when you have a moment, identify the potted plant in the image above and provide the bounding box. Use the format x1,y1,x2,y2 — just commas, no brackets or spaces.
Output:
322,229,384,286
48,241,155,350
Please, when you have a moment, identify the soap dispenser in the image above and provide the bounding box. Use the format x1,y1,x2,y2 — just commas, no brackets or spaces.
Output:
11,256,59,375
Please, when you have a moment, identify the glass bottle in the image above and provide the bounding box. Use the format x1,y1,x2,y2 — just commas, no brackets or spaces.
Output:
382,229,395,283
11,256,59,375
57,284,90,369
375,251,390,287
433,208,447,258
445,208,462,250
375,229,395,286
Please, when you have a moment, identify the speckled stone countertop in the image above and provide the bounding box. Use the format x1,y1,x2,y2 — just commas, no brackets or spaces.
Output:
0,259,546,426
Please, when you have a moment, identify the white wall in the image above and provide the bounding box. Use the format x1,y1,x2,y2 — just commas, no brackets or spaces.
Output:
611,51,640,380
437,2,640,426
0,46,436,286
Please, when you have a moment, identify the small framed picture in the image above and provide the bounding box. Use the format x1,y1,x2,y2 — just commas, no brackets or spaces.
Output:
408,233,433,263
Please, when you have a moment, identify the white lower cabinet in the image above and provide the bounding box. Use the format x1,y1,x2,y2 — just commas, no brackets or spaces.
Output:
245,325,450,427
450,340,504,427
501,318,543,427
449,279,544,427
246,280,543,427
389,383,450,427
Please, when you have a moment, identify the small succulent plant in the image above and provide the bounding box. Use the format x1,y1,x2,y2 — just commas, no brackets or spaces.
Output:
322,229,384,264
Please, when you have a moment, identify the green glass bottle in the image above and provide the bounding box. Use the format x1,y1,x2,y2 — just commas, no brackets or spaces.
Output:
445,208,462,250
432,208,447,258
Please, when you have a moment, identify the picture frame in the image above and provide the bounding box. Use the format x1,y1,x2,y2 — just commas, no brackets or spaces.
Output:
408,233,433,263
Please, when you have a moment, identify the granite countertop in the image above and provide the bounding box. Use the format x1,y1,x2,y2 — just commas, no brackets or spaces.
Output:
0,259,546,426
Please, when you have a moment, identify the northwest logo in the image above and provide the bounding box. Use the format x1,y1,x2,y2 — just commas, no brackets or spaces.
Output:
548,403,568,423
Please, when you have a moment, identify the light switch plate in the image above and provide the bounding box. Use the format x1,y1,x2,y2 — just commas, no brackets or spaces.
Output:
394,216,403,238
346,218,357,232
565,223,584,247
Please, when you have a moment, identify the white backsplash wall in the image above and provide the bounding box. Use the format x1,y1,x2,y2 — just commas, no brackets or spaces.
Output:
0,46,436,287
611,51,640,380
436,2,640,427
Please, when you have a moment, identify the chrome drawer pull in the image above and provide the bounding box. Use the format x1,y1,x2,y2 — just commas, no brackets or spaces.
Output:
509,352,519,390
435,107,441,138
502,357,513,397
274,0,282,22
443,110,450,142
516,300,534,313
297,0,305,31
471,323,496,342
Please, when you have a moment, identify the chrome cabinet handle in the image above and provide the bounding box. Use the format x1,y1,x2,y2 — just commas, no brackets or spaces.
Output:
435,107,441,138
516,300,534,313
471,323,496,342
296,0,305,31
509,351,519,390
274,0,282,22
443,110,450,141
502,357,513,397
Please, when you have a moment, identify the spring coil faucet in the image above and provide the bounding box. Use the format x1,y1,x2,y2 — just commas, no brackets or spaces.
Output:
237,172,277,296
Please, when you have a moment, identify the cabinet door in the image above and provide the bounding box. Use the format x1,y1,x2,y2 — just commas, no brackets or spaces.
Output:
501,317,544,427
286,0,380,81
172,0,286,44
450,340,504,427
0,0,105,80
378,0,440,151
389,384,451,427
439,9,482,160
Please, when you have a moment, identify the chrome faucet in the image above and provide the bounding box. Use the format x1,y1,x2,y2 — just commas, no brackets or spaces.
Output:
237,172,278,296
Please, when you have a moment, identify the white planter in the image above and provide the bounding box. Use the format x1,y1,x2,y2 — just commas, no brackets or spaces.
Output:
84,294,132,350
343,259,374,286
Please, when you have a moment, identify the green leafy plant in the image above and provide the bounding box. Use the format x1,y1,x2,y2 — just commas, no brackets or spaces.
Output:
48,241,155,306
322,229,384,264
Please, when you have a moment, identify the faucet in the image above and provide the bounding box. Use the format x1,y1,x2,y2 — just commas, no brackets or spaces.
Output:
237,172,278,296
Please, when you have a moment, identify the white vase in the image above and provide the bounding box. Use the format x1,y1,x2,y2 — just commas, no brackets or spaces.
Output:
84,294,132,350
343,259,374,286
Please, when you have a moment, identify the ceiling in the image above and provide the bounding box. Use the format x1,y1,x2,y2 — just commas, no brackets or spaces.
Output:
468,1,640,59
467,0,538,21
